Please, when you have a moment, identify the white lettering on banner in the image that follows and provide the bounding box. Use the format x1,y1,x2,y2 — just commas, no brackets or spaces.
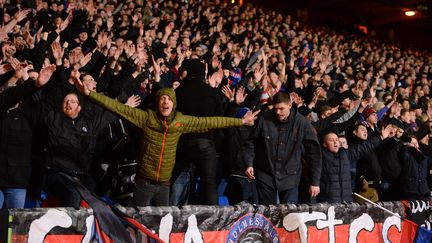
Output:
283,211,327,243
17,205,414,242
81,215,95,243
381,215,401,243
184,214,203,243
27,209,73,242
410,201,430,214
409,201,431,229
348,213,374,243
159,213,173,243
316,206,343,243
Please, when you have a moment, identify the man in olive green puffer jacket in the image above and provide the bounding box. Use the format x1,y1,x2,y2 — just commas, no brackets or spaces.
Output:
74,74,259,206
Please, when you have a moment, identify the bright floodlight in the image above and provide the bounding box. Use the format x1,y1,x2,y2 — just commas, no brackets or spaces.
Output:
405,10,416,16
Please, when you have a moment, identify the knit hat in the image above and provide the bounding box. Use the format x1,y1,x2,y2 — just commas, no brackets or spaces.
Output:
156,88,177,122
182,59,206,81
363,107,376,119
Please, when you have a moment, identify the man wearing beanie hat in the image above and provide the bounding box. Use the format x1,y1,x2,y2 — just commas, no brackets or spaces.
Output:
362,107,376,122
72,73,260,206
362,106,385,137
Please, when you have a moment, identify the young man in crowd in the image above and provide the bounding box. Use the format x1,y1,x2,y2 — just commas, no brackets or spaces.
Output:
243,92,321,204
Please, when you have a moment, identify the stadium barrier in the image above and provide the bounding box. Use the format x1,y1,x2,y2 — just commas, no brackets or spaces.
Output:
1,201,431,242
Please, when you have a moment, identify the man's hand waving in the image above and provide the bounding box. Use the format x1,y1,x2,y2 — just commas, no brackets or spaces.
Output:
70,70,90,96
242,110,261,126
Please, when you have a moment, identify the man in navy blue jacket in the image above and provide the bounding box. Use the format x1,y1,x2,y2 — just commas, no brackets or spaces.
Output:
318,125,393,203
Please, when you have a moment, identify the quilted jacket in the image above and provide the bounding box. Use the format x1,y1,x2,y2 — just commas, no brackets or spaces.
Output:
89,88,243,182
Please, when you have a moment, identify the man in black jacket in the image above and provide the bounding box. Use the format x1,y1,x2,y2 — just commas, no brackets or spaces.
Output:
0,65,55,209
243,92,321,204
43,71,117,207
172,58,225,205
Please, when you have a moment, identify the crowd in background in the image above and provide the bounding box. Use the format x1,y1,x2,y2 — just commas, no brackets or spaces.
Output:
1,0,432,208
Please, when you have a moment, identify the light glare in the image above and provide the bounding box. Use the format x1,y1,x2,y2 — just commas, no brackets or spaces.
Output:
405,10,416,16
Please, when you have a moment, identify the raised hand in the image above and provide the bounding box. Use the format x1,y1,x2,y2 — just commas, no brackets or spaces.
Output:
242,109,261,126
79,52,92,68
36,64,56,87
152,56,161,75
59,12,73,32
221,84,234,101
86,0,96,16
349,99,361,110
208,68,223,88
34,26,44,43
381,124,394,140
70,69,90,96
289,92,301,105
70,69,81,81
235,86,248,105
124,43,135,58
253,65,265,84
165,22,175,35
125,95,142,108
0,63,12,75
10,58,23,79
51,41,64,62
113,46,123,60
14,9,31,23
96,32,109,51
22,30,35,48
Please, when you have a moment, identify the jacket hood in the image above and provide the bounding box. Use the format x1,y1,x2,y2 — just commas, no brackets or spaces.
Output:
182,58,206,82
156,88,177,122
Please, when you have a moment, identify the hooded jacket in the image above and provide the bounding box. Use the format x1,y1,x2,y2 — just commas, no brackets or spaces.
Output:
176,58,224,140
89,88,243,182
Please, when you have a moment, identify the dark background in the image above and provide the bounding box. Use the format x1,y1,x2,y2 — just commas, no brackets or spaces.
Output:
244,0,432,50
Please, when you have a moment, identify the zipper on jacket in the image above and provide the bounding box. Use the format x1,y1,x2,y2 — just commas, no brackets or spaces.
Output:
156,118,169,182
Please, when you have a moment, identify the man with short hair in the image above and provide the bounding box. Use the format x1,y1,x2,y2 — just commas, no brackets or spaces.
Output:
244,92,321,204
319,125,392,203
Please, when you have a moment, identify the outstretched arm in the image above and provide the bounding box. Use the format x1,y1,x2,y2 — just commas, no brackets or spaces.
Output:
0,64,56,111
71,69,148,127
181,110,260,133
